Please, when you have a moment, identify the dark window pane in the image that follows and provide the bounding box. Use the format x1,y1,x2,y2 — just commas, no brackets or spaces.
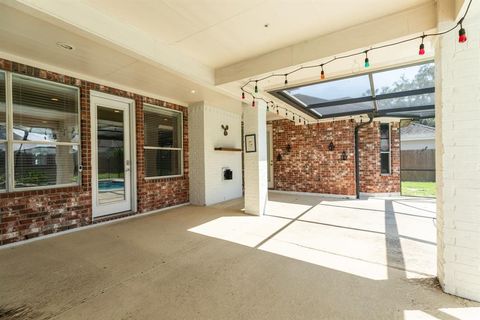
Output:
0,72,5,140
377,93,434,111
14,144,79,188
144,107,181,148
312,101,374,118
380,124,389,139
381,153,390,174
373,63,434,94
284,74,371,106
12,75,79,143
0,143,5,189
145,149,181,177
97,107,125,204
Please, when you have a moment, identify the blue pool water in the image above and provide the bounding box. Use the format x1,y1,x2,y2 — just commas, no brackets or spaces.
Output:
99,180,124,191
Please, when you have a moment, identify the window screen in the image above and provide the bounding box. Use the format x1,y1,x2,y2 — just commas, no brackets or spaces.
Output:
272,62,434,120
144,105,183,177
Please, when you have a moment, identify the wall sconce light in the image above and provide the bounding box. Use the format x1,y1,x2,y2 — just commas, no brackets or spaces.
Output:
341,151,348,161
277,153,283,161
328,142,335,151
286,144,292,153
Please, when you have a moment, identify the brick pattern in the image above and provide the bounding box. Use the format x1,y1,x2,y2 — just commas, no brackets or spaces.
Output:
358,122,400,194
0,58,189,245
271,119,400,196
272,119,356,196
436,15,480,301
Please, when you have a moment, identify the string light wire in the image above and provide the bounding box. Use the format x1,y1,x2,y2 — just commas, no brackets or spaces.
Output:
240,0,473,125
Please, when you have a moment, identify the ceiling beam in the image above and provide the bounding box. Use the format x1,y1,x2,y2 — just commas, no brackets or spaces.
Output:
3,0,215,86
215,2,437,85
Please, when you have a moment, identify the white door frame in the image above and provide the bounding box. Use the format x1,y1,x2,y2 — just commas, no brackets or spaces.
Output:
267,124,274,189
90,91,137,218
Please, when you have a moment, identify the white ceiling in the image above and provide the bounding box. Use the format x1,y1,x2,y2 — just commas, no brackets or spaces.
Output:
80,0,432,68
0,0,450,122
0,3,241,111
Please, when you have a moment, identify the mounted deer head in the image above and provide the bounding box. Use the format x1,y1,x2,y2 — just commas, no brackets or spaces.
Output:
221,124,229,136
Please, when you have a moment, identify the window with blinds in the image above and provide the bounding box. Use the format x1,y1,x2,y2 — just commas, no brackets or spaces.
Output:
0,72,80,191
144,105,183,178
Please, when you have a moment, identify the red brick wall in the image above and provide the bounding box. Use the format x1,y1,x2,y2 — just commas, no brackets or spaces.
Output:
272,119,356,196
358,122,400,194
0,58,189,245
271,119,400,196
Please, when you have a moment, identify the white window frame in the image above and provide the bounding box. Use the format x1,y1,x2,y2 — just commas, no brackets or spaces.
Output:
143,104,183,179
380,123,391,175
1,71,81,192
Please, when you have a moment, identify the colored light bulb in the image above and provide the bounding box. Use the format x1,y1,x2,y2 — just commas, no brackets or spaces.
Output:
252,100,255,107
419,43,425,55
364,57,370,68
254,81,258,93
320,69,325,80
242,92,245,99
459,27,467,43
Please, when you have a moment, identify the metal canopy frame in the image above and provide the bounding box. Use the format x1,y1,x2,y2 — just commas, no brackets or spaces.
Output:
269,61,435,120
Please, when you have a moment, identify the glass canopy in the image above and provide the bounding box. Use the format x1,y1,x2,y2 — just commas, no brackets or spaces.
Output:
271,62,435,119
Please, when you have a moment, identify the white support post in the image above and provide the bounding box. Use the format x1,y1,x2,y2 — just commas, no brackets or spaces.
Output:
436,0,480,302
243,100,268,216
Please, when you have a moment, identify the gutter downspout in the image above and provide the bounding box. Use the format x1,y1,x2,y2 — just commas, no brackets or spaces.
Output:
354,114,374,199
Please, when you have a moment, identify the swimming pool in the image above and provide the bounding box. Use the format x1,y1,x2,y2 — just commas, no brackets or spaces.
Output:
98,180,124,191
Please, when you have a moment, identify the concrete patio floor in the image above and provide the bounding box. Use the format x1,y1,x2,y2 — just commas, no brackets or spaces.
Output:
0,192,479,320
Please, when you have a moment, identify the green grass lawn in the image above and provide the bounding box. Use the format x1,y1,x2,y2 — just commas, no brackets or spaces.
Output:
401,181,436,198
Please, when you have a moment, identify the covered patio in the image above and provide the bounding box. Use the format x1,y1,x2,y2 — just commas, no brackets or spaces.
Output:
0,0,480,316
1,193,478,319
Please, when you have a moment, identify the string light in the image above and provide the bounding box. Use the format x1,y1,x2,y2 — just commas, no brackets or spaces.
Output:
364,50,370,68
459,20,467,43
419,36,425,55
238,0,472,123
298,117,301,124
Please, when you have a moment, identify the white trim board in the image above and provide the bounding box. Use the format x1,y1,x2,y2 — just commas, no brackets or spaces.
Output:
269,189,356,200
0,203,190,250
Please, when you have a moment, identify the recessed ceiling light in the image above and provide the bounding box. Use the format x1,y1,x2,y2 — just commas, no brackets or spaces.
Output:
190,90,196,94
264,23,270,28
114,110,120,113
56,42,74,50
51,97,59,101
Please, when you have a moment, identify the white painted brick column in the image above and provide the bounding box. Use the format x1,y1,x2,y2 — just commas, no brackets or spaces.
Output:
243,100,268,216
436,0,480,301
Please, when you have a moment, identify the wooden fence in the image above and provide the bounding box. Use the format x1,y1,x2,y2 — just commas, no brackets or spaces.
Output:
400,149,436,182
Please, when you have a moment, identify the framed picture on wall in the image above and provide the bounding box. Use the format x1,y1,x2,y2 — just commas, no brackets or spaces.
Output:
245,134,256,153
